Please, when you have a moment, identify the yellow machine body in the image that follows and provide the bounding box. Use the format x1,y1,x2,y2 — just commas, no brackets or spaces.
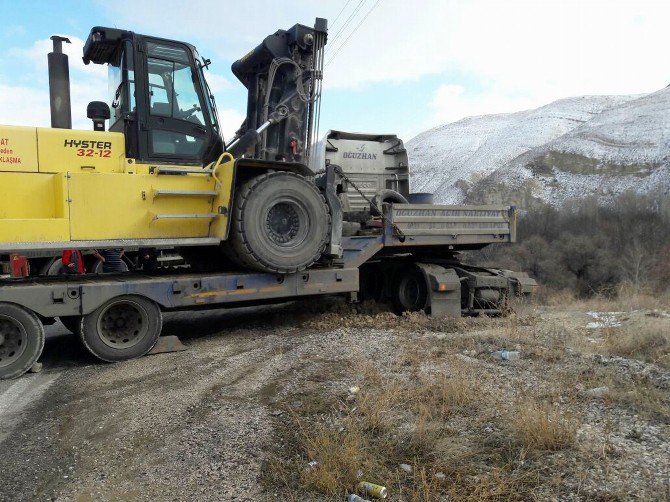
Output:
0,125,234,250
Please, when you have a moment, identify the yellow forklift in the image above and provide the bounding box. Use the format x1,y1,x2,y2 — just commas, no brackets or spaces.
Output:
0,20,332,274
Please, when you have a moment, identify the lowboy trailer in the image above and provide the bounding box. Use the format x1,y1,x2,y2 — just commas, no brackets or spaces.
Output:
0,19,536,379
0,202,535,379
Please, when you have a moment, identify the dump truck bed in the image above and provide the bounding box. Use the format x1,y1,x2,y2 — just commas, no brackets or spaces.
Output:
339,203,515,267
387,203,515,243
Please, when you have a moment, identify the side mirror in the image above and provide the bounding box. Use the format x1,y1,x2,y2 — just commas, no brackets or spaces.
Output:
87,101,111,131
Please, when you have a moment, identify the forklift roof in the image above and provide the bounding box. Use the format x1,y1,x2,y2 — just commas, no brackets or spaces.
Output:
82,27,131,65
82,26,197,66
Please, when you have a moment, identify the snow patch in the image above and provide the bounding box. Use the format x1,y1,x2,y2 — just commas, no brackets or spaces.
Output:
585,312,624,329
408,89,670,207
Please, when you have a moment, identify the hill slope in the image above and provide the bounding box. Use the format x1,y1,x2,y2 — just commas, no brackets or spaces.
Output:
408,88,670,207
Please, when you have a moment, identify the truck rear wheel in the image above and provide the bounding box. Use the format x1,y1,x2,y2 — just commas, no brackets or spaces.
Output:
392,267,428,315
80,295,162,363
227,171,330,273
0,303,45,379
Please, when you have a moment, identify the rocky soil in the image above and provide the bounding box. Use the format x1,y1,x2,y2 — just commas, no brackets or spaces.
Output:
0,299,668,501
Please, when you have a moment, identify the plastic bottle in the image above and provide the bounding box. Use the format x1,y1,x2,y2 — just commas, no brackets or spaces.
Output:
492,350,520,361
347,495,371,502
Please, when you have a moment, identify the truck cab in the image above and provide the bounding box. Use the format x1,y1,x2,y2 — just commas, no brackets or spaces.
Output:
311,130,410,212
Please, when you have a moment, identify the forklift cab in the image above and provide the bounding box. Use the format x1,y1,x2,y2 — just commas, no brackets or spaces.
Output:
83,27,224,165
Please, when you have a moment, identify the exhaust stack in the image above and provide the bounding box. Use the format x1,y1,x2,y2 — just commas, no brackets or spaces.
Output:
48,35,72,129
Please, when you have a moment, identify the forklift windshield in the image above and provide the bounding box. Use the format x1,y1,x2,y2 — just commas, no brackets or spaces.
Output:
146,42,204,126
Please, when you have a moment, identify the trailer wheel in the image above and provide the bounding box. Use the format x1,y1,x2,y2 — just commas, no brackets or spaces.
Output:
80,296,162,363
59,316,82,335
391,267,428,315
359,264,384,302
0,303,45,379
227,171,330,274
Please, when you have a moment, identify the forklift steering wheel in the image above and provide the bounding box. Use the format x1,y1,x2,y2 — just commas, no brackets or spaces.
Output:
180,105,201,122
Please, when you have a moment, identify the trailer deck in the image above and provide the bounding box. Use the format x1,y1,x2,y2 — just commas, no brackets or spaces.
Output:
0,204,535,379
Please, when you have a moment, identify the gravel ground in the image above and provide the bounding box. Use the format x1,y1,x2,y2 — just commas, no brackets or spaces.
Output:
0,301,668,501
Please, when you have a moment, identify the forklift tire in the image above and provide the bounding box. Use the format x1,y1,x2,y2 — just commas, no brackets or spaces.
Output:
79,295,162,363
391,266,428,315
227,171,330,274
0,303,45,379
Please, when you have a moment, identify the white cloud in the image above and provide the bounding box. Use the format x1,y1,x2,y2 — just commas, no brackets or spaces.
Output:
4,1,669,138
204,73,233,94
97,0,670,131
321,0,670,94
0,84,50,126
430,84,540,125
3,36,108,130
97,0,334,61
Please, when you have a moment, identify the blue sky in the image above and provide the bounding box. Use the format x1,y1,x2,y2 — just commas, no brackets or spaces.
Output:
1,0,668,142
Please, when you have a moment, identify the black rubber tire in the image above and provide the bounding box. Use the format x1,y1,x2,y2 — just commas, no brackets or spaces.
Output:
44,258,63,276
59,316,82,335
227,171,330,274
0,303,45,379
359,264,384,303
391,266,428,315
370,189,408,216
79,295,162,363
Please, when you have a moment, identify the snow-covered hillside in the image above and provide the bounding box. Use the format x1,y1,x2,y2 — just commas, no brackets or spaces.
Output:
408,88,670,208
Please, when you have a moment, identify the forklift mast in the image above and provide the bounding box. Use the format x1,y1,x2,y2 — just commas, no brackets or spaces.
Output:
230,18,327,165
82,20,327,167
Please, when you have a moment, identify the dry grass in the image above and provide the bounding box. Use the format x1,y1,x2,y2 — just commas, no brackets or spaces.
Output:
535,282,670,313
557,353,670,422
609,382,670,423
264,352,583,500
262,296,669,500
605,319,670,368
508,402,577,451
564,284,669,313
536,287,576,307
299,420,372,494
415,374,479,417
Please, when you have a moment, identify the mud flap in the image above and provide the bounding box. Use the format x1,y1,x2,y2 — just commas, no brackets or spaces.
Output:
415,263,461,318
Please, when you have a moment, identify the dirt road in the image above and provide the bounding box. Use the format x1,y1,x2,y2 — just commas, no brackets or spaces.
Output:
0,305,318,501
0,300,668,501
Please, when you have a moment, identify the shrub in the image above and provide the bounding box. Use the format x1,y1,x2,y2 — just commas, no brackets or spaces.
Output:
469,190,670,297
